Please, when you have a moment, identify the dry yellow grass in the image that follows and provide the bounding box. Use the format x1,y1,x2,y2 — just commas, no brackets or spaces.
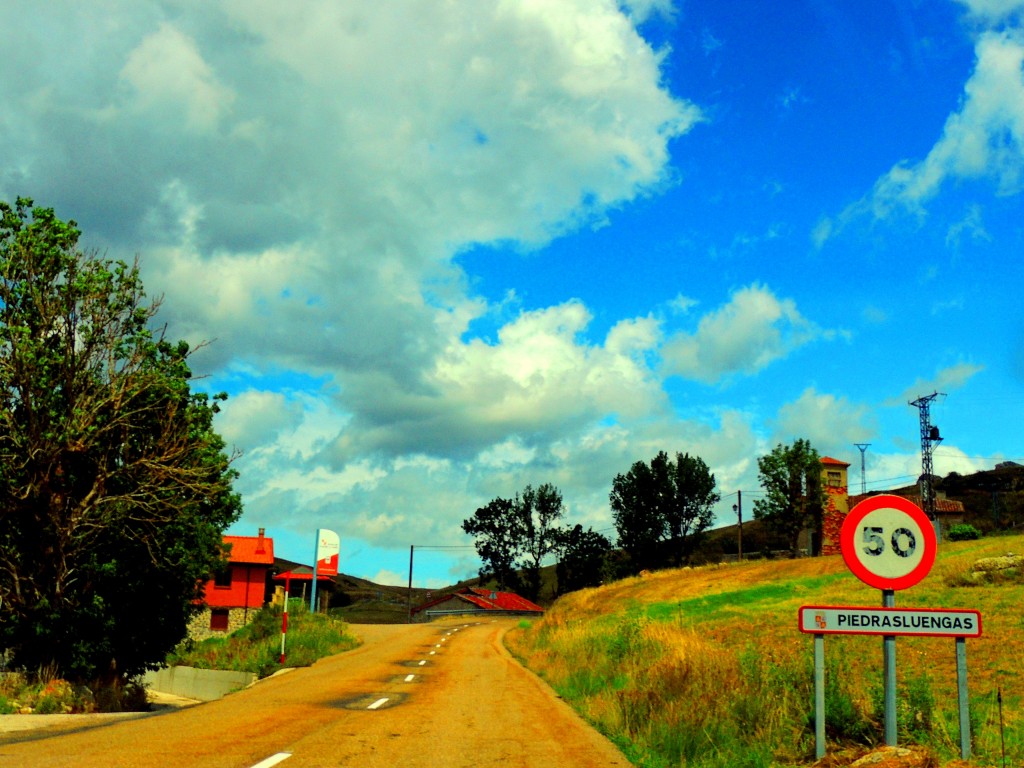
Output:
509,534,1024,766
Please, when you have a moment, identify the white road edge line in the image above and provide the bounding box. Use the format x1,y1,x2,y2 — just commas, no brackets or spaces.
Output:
368,698,389,710
249,753,292,768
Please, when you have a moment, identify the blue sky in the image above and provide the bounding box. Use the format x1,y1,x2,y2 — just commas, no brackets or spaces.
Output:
2,0,1023,588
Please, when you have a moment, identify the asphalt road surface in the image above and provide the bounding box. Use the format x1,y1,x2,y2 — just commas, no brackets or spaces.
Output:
0,618,628,767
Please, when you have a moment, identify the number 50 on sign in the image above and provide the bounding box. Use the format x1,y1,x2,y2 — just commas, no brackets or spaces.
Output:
840,494,937,591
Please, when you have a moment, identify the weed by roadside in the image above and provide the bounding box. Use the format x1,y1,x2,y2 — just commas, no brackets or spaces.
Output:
167,603,359,678
0,669,147,714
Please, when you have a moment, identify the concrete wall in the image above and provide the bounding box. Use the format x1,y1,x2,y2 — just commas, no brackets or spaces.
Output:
144,666,256,702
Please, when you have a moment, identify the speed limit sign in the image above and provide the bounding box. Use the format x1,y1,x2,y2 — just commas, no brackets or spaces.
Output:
841,494,937,590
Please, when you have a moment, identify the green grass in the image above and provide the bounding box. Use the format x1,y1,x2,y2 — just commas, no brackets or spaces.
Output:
168,603,359,678
641,574,847,623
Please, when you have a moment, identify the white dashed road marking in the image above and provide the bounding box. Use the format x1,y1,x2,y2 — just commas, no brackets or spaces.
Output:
250,754,291,768
368,698,390,710
405,674,416,682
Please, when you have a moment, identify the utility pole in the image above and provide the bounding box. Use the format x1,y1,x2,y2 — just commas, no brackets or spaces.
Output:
407,545,414,624
733,490,743,562
910,392,944,541
854,443,871,495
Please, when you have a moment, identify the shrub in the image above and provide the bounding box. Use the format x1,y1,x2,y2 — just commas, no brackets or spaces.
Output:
819,653,876,743
870,667,935,742
947,524,981,542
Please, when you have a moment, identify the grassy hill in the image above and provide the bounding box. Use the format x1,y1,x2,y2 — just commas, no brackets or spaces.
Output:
506,533,1024,767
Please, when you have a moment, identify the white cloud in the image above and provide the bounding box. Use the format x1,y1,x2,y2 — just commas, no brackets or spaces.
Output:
811,217,833,249
326,300,668,462
620,0,677,24
120,23,235,133
861,305,889,324
370,570,408,588
946,204,992,250
891,362,985,405
772,388,877,454
862,29,1024,217
957,0,1024,23
216,390,301,452
661,284,834,384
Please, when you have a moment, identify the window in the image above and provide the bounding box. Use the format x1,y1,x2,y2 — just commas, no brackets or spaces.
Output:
210,609,229,632
826,471,842,488
214,566,232,588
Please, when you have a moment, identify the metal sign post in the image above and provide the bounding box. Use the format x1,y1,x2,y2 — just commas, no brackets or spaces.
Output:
840,495,937,748
799,605,981,759
804,495,978,761
956,637,970,759
882,589,897,746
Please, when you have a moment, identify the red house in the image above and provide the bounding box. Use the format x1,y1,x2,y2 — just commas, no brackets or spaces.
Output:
188,529,275,640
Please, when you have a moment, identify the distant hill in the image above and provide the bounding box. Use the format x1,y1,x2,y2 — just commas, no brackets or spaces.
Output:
272,557,479,623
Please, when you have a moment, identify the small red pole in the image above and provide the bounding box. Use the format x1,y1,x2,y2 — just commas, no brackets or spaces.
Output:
279,572,291,664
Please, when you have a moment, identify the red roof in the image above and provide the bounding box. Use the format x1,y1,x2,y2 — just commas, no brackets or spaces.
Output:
848,493,965,514
821,456,850,467
272,565,335,582
413,587,543,616
224,535,274,565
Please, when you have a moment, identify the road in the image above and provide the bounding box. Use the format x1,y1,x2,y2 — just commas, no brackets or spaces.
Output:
0,618,628,767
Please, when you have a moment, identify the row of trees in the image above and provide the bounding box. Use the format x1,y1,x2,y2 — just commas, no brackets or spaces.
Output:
463,440,829,598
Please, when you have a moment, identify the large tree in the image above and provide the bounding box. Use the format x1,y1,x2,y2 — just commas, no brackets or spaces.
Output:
556,524,611,594
462,482,568,600
610,451,720,572
518,483,566,601
462,496,525,592
752,439,826,557
0,199,242,682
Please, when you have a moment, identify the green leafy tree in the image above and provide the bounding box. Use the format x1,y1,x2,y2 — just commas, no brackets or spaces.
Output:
0,198,242,682
753,439,825,557
668,453,721,564
610,451,720,572
463,482,568,600
519,483,566,601
556,524,611,594
462,496,524,592
610,454,669,572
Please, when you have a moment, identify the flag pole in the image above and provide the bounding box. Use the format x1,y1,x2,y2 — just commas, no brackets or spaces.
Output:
310,529,321,613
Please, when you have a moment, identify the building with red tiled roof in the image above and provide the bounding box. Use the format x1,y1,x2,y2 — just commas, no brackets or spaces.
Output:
817,458,966,556
187,529,275,640
410,587,543,622
820,457,852,556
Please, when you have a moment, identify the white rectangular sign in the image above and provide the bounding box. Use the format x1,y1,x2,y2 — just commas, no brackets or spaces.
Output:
799,605,982,638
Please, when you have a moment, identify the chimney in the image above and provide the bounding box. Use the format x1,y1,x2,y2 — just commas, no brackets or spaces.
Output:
256,527,266,554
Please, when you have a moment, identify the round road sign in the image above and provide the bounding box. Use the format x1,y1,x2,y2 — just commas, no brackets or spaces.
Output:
840,494,936,591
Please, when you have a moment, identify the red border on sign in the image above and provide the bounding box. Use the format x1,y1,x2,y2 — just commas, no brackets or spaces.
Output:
840,494,937,591
798,605,982,638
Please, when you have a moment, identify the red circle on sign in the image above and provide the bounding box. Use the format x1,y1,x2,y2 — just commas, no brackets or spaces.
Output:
840,494,937,590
